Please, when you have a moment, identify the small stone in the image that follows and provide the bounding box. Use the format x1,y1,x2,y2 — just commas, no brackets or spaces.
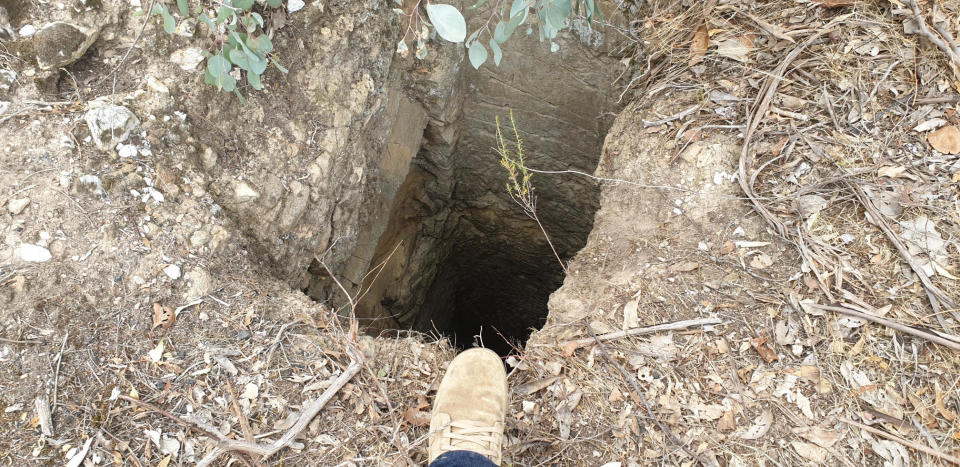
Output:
189,229,210,248
170,47,204,71
20,244,52,262
0,101,9,116
288,0,305,13
146,77,169,94
0,7,14,42
174,18,196,38
84,104,140,150
234,329,252,341
18,25,37,37
234,181,259,203
199,146,218,170
162,264,181,280
117,143,138,158
0,69,15,93
185,267,215,299
78,174,105,195
7,198,30,215
35,22,99,71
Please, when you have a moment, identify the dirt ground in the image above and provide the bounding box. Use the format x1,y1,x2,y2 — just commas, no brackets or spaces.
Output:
2,0,960,466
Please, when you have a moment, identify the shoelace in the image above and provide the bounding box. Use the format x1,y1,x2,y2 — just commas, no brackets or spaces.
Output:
436,419,502,460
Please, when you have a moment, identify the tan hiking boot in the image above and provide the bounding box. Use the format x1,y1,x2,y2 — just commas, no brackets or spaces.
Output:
428,347,507,464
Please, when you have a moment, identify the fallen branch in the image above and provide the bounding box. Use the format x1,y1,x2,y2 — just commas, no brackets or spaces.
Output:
196,350,363,466
904,0,960,79
841,418,960,465
120,349,362,466
563,317,723,349
642,104,700,127
804,303,960,351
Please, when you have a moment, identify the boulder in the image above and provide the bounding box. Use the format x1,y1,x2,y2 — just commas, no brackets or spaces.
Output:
35,22,99,71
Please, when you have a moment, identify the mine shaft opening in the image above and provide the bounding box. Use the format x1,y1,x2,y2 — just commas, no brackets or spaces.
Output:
304,35,619,357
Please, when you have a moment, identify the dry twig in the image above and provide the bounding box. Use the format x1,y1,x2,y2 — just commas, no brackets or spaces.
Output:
903,0,960,78
195,349,363,466
848,182,956,313
804,303,960,351
563,317,723,348
841,418,960,465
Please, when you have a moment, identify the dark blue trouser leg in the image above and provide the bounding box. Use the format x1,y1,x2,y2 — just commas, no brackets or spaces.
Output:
428,450,498,467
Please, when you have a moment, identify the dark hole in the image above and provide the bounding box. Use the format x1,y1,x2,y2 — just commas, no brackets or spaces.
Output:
416,232,568,357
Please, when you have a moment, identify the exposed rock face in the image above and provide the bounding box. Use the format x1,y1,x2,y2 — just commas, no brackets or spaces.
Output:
337,29,623,353
159,2,623,352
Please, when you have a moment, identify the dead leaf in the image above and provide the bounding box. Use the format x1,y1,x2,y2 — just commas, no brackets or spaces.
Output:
715,37,752,62
791,441,829,463
794,426,845,448
750,253,774,269
772,136,789,155
514,376,560,396
739,410,773,439
669,261,700,273
720,239,735,254
561,341,580,357
750,336,779,363
877,165,916,180
681,127,703,143
928,125,960,154
401,408,431,427
609,387,624,403
689,24,708,66
150,303,176,337
157,455,172,467
813,0,858,7
622,297,639,330
935,388,958,422
718,410,736,432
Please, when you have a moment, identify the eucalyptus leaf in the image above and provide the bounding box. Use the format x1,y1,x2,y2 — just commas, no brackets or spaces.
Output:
177,0,189,17
247,35,273,55
248,51,268,74
198,13,216,30
233,0,255,11
251,12,264,27
216,6,232,23
509,0,527,19
465,28,481,47
247,70,262,90
494,14,522,43
489,38,502,66
207,54,231,75
205,66,237,92
425,4,466,43
228,48,251,70
544,0,571,30
468,42,487,69
266,0,283,6
270,57,289,73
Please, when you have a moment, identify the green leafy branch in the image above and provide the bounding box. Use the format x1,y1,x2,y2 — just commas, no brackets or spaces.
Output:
396,0,603,69
151,0,288,100
496,110,567,273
